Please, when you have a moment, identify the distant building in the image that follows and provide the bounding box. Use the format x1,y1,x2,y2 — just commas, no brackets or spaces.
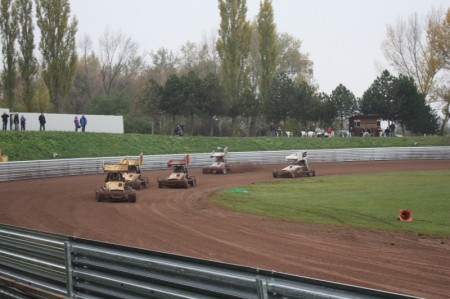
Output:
348,115,382,137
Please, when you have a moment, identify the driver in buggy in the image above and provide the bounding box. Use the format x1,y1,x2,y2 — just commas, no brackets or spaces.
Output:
106,172,123,182
174,165,187,174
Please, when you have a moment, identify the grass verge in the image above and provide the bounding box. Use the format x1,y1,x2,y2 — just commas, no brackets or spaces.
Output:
211,170,450,237
0,131,449,161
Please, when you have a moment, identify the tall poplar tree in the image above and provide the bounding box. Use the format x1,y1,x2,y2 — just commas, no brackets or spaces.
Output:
0,0,18,110
257,0,277,115
216,0,251,118
36,0,77,112
16,0,37,111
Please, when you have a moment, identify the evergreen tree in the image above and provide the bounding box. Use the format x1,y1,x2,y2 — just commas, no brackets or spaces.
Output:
216,0,251,118
16,0,37,112
257,0,277,116
0,0,19,110
330,84,358,130
360,70,395,120
35,0,77,112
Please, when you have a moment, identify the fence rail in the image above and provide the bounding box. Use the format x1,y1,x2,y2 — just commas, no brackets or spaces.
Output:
0,224,423,299
1,146,449,182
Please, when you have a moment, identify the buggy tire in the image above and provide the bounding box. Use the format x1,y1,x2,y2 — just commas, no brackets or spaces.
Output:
129,194,136,203
190,179,196,187
184,180,189,189
222,168,227,175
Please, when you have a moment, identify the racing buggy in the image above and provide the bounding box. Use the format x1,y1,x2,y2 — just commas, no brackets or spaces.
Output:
157,154,197,188
272,151,315,178
96,163,137,202
202,146,231,174
120,153,149,190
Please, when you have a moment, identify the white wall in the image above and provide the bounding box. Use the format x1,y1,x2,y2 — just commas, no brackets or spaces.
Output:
0,109,124,133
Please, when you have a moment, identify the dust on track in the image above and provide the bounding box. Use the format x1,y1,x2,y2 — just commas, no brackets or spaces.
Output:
1,160,450,299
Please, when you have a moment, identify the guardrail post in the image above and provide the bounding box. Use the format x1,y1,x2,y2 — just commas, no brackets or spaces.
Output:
64,241,73,297
256,276,268,299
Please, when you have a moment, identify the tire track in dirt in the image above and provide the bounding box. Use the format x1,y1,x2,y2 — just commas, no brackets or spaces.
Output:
1,160,450,298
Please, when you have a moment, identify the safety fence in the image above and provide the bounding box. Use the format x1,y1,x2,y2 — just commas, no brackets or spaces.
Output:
0,224,423,299
0,146,449,182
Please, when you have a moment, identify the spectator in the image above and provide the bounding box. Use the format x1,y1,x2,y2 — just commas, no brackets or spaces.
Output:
277,126,282,137
80,115,87,132
175,124,184,136
269,122,276,136
384,127,390,136
326,127,333,137
389,123,395,137
38,113,46,131
1,112,9,131
74,116,80,132
20,115,26,131
179,120,185,132
13,113,19,130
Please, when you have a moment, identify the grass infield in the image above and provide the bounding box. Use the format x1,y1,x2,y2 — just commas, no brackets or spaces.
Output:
211,170,450,237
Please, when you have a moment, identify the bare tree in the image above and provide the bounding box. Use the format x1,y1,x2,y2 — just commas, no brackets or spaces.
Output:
382,10,446,98
149,47,177,85
98,27,138,95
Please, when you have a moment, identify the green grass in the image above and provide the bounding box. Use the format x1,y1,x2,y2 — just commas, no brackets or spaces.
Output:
0,131,449,161
211,170,450,237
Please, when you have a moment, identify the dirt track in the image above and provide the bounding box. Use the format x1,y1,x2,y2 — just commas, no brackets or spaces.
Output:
1,160,450,299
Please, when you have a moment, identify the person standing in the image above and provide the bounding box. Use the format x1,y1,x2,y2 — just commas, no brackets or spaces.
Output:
389,123,395,137
80,115,87,132
269,122,276,136
1,112,9,131
20,115,26,131
179,120,185,132
13,113,19,130
74,116,80,132
39,113,46,131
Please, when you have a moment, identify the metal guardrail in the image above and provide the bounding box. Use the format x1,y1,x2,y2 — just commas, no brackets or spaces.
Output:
0,224,423,299
0,146,449,182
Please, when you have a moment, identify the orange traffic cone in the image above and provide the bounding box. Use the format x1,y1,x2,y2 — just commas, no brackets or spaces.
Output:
399,209,413,222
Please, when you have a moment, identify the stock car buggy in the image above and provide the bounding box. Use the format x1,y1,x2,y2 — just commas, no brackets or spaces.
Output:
157,154,197,188
202,146,231,174
96,163,137,202
272,151,315,178
120,153,149,190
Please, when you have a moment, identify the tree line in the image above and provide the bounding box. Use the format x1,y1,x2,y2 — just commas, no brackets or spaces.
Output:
0,0,448,136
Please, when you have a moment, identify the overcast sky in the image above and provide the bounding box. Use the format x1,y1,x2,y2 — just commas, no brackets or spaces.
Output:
70,0,450,98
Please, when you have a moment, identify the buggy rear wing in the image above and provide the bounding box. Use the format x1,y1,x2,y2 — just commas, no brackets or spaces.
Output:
285,151,307,162
119,153,144,166
103,163,129,172
210,146,228,158
167,154,190,167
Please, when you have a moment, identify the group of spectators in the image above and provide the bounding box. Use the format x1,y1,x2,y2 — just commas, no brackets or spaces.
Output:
2,112,88,132
73,115,87,132
2,112,27,131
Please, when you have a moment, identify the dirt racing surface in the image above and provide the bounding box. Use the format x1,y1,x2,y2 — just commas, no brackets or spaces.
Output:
1,160,450,299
